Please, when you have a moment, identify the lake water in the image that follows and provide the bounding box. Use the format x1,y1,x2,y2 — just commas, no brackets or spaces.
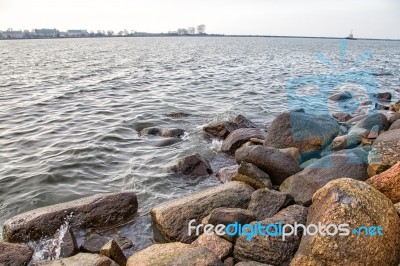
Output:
0,37,399,257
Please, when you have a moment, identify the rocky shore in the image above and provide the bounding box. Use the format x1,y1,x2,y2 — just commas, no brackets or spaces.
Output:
1,97,400,266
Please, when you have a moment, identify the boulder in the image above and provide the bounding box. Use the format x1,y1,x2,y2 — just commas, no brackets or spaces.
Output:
170,153,212,177
366,162,400,203
54,226,78,258
140,127,185,138
203,121,238,139
388,112,400,124
247,189,294,220
216,165,238,183
375,92,392,101
331,134,361,151
395,202,400,214
221,128,267,153
290,178,400,266
192,234,233,260
332,112,352,122
223,257,235,266
235,145,301,185
81,233,109,253
348,113,389,135
39,253,118,266
367,125,380,139
100,240,127,266
345,115,367,125
280,148,369,206
389,100,400,112
389,119,400,131
264,112,340,159
3,192,138,243
234,115,257,128
233,205,307,265
328,91,352,101
368,129,400,176
232,161,272,189
151,181,254,243
0,242,33,266
279,147,301,162
208,208,256,226
126,242,224,266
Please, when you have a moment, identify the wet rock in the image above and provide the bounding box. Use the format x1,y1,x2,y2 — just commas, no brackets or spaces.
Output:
111,232,134,251
234,114,257,128
216,165,238,183
366,162,400,203
367,124,380,139
375,92,392,101
126,242,224,266
280,148,369,206
332,112,352,122
389,119,400,131
233,205,307,265
3,192,138,243
223,257,235,266
39,253,118,266
264,112,340,159
221,128,267,153
140,127,185,138
348,113,389,135
0,242,33,266
247,189,294,220
192,234,233,260
368,129,400,176
54,226,78,258
208,208,256,226
100,240,127,266
332,134,361,151
203,121,238,139
81,233,109,253
232,161,272,189
290,178,400,266
375,102,390,111
389,100,400,112
151,181,254,243
165,112,190,118
328,91,352,101
235,145,301,185
170,153,212,177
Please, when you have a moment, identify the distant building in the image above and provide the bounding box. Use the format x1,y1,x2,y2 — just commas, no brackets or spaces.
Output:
34,28,59,38
66,30,89,37
2,29,24,38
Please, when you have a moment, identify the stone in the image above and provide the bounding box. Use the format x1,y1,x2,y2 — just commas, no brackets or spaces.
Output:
235,262,273,266
264,112,340,159
233,205,307,265
100,240,127,266
395,202,400,214
81,233,109,253
233,114,257,128
3,192,138,243
170,153,212,177
368,129,400,176
332,112,352,122
345,115,367,124
203,121,238,139
247,189,294,220
165,112,190,118
140,127,185,138
328,91,352,101
389,119,400,131
39,253,118,266
249,138,265,145
221,128,267,153
366,162,400,203
388,112,400,124
375,103,390,111
192,234,233,260
126,242,224,266
0,242,33,266
279,147,301,162
389,100,400,112
300,158,319,169
216,165,238,183
332,134,361,151
208,208,256,226
375,92,392,101
280,148,369,206
367,125,380,139
151,181,254,243
235,145,301,185
232,161,272,189
348,113,389,135
54,226,78,258
223,257,235,266
290,178,400,266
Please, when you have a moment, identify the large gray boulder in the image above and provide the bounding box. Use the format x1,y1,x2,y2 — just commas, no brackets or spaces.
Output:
348,113,389,135
247,189,294,220
0,242,33,266
3,192,138,243
39,253,118,266
264,112,340,159
221,128,267,153
280,148,369,206
126,242,224,266
171,153,212,177
235,145,301,185
151,181,254,243
291,178,400,266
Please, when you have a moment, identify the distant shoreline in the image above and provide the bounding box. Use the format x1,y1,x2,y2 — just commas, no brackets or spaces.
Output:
0,34,399,42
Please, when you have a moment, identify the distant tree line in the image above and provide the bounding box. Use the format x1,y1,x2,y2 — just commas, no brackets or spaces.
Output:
173,25,206,35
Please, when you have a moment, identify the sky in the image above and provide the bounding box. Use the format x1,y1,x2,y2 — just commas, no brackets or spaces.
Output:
0,0,399,39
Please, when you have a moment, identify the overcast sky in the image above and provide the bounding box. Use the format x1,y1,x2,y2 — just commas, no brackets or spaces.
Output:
0,0,399,39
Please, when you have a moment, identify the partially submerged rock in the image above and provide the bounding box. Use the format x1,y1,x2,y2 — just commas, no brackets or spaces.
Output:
332,112,352,122
170,153,212,177
0,242,33,266
221,128,267,153
233,114,257,128
126,242,224,266
54,226,78,258
375,92,392,101
191,234,233,260
216,165,238,183
247,189,294,220
366,162,400,203
290,178,400,266
100,240,127,266
81,233,109,253
151,181,254,243
39,253,118,266
232,161,272,189
3,192,138,243
203,121,238,139
140,127,185,138
235,145,301,185
328,91,352,101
